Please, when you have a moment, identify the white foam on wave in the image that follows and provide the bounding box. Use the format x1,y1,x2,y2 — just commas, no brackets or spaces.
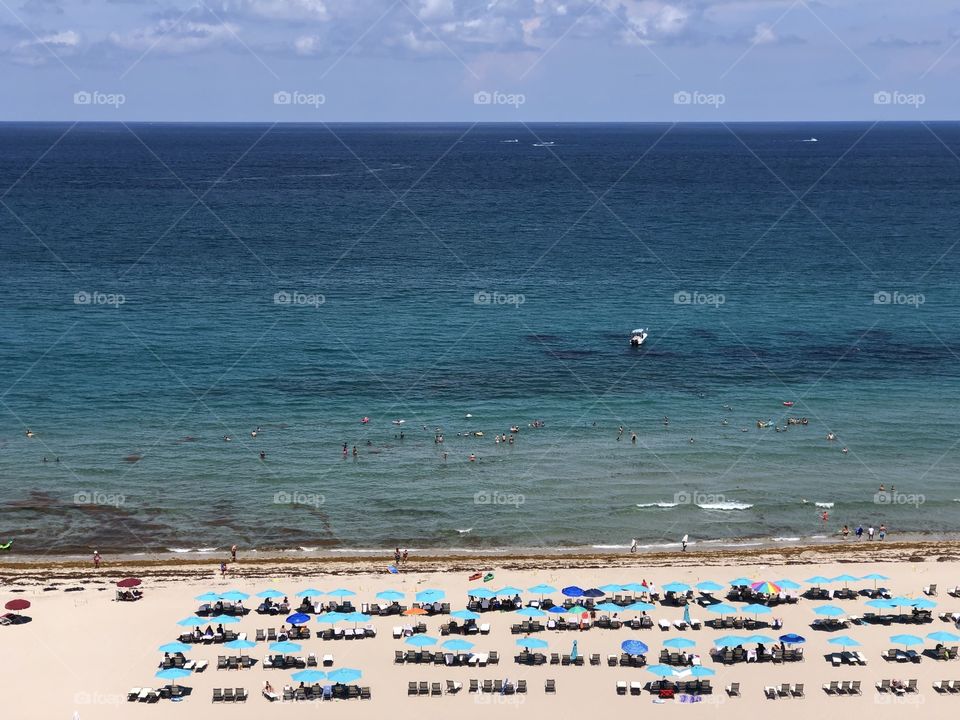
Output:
299,547,318,552
592,544,629,549
196,547,218,553
167,547,192,553
697,502,753,511
773,537,800,542
636,502,678,509
815,502,834,508
455,528,473,534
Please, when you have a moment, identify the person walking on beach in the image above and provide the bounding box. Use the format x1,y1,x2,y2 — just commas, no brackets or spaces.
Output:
879,524,886,540
394,547,401,565
630,538,638,554
231,544,238,562
841,525,849,539
681,534,688,552
93,550,101,569
855,525,864,540
402,548,409,564
220,561,227,577
868,526,875,541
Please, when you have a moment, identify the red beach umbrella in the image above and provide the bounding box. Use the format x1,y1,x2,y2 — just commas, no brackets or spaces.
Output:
116,578,142,588
5,599,30,611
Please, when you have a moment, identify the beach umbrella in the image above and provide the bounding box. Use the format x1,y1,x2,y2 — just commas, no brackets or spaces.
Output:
706,603,737,615
296,588,324,598
663,582,691,594
594,602,621,613
621,583,648,594
315,612,348,624
376,590,404,601
686,666,716,677
403,607,429,616
195,592,220,602
683,605,691,626
286,613,311,625
117,578,141,588
695,581,724,593
866,599,897,610
831,574,860,587
729,577,752,587
813,605,845,617
269,641,302,653
4,599,30,612
326,668,362,685
256,589,285,599
714,635,748,647
155,668,191,682
860,573,888,589
646,664,679,677
219,590,249,602
548,606,568,614
342,612,371,624
528,584,557,596
516,637,549,649
496,586,523,596
208,614,241,624
912,598,937,610
175,616,205,627
805,576,832,585
750,581,781,595
778,634,806,645
582,588,605,598
621,639,649,655
827,636,861,649
775,579,802,590
742,603,772,617
571,639,579,661
467,588,495,599
598,584,623,594
566,605,590,616
890,634,924,648
663,637,696,649
441,639,474,652
516,607,547,618
561,586,584,598
451,610,480,621
327,588,356,599
224,639,256,650
624,601,656,612
745,634,775,643
928,631,960,643
291,669,326,683
415,589,445,603
158,642,192,653
405,635,438,648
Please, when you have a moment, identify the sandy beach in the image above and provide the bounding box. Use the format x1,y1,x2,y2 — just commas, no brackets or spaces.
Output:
2,542,959,719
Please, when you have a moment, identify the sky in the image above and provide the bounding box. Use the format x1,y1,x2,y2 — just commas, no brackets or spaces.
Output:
0,0,958,121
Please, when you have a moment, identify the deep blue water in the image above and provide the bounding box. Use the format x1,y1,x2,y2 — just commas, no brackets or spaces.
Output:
1,122,959,555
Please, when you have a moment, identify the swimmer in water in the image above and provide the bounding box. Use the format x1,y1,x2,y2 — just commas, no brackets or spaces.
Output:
468,453,476,462
631,432,637,445
259,450,266,460
352,446,358,457
821,510,829,522
25,429,34,438
223,435,232,442
841,447,848,454
251,430,257,438
663,416,669,425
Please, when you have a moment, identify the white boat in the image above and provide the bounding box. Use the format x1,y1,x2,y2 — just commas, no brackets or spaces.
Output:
532,141,555,147
629,328,648,347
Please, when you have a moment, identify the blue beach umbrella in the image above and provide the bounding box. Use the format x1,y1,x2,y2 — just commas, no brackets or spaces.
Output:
208,614,241,624
224,639,256,650
928,631,960,643
621,583,648,594
582,588,605,598
696,581,724,593
528,584,557,596
219,590,250,602
561,586,584,598
467,588,495,599
296,588,324,598
729,577,752,587
742,603,772,616
451,610,480,621
315,612,348,625
598,584,623,594
861,573,889,581
176,616,205,627
256,589,285,599
706,603,737,615
548,606,567,614
566,605,590,615
595,602,622,613
686,666,716,677
745,634,775,643
621,639,649,655
827,636,861,649
805,576,832,585
326,668,362,685
516,607,547,618
517,637,549,649
714,635,748,647
625,601,656,612
286,613,310,625
195,592,221,603
269,641,302,654
912,598,937,610
291,670,326,683
405,635,438,648
813,605,845,617
890,634,924,648
342,612,371,624
158,642,192,653
571,639,579,661
155,668,192,681
376,590,404,601
496,586,523,596
776,579,802,590
663,582,691,594
327,588,356,599
442,639,475,652
778,634,806,645
831,574,860,586
866,599,897,610
646,664,679,677
416,589,445,603
664,637,696,649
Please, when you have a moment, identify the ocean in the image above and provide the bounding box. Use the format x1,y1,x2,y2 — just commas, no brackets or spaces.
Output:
1,121,959,557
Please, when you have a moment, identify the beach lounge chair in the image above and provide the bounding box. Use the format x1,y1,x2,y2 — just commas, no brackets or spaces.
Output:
792,683,804,697
924,584,938,596
489,651,499,665
431,682,442,696
469,679,479,693
906,678,918,693
777,683,790,697
236,688,247,702
482,680,493,693
764,686,777,699
607,654,617,667
628,681,641,696
480,623,491,635
935,680,950,692
418,681,429,696
211,688,222,702
446,680,462,694
408,682,417,696
517,679,527,693
726,682,740,697
360,686,371,699
822,680,839,695
223,688,235,702
876,678,891,692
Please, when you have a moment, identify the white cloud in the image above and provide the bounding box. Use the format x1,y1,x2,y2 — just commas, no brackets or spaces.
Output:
419,0,455,20
108,20,238,54
750,21,777,44
9,28,80,65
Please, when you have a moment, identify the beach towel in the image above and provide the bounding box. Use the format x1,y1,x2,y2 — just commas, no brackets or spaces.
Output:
468,573,482,581
387,566,399,574
0,540,12,551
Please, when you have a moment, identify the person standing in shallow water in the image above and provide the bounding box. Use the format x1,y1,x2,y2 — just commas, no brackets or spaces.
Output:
231,544,238,562
93,550,101,569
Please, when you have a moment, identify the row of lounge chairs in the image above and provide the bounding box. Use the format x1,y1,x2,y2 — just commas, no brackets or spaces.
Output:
618,679,713,696
409,679,528,695
439,621,491,635
178,630,239,644
709,647,803,664
275,684,369,701
876,678,918,694
252,626,310,641
933,680,960,692
216,655,255,670
210,688,248,702
764,683,805,698
822,680,862,695
828,651,867,666
196,602,248,617
726,589,799,605
396,650,498,666
392,623,429,637
262,653,334,669
515,651,589,666
128,686,189,702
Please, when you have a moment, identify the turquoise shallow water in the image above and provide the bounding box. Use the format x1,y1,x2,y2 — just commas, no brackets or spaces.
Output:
1,122,959,554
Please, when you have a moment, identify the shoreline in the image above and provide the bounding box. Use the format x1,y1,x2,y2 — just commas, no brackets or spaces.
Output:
3,538,958,585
